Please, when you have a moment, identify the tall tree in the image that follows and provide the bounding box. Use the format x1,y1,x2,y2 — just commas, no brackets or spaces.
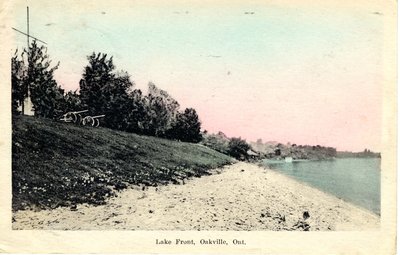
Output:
126,89,147,133
79,53,134,130
142,82,180,137
79,52,115,114
167,108,202,143
19,40,64,118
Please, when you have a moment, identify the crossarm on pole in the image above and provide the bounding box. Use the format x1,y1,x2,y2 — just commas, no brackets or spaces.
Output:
12,27,47,45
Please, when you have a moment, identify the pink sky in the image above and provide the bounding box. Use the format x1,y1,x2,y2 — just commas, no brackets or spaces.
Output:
13,0,386,151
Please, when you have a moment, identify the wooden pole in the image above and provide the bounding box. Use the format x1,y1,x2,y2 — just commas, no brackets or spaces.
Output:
25,7,30,113
13,6,47,115
27,7,29,48
23,6,34,116
21,7,29,113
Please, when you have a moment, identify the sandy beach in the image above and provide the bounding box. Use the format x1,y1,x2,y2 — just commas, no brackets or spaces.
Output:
12,162,379,231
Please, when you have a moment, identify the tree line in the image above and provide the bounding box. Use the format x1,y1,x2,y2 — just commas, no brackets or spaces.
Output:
250,140,337,160
201,131,254,161
337,149,380,158
12,40,202,143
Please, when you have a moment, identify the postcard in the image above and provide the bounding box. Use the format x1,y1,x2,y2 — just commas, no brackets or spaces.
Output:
0,0,396,254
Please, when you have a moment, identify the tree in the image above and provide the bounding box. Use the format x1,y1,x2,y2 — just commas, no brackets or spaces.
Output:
167,108,202,142
228,137,251,160
79,52,115,113
62,90,82,112
200,131,230,153
142,82,180,137
102,71,134,130
27,41,63,118
79,53,134,130
125,89,147,133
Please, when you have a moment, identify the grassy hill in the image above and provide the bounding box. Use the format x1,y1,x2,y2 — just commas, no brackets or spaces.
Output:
12,116,233,211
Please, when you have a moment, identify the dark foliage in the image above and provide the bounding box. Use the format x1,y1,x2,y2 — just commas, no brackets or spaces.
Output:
61,90,82,113
167,108,202,143
12,41,66,119
125,89,148,134
228,137,251,160
13,47,205,146
79,53,134,131
77,53,201,142
27,41,65,118
141,82,180,137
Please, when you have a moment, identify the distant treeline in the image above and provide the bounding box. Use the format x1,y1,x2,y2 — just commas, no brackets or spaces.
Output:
250,140,337,160
12,41,202,143
337,150,381,158
201,132,337,161
201,131,254,161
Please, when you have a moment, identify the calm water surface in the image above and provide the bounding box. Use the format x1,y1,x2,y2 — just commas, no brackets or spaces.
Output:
262,158,381,215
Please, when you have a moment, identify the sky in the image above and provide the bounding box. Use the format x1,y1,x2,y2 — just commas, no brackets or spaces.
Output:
11,0,386,152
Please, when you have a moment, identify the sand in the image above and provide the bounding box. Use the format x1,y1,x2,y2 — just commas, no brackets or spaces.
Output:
12,162,380,231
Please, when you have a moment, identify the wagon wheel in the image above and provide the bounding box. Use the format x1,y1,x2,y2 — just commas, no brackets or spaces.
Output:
75,114,82,124
64,112,76,123
81,117,88,126
94,118,100,127
90,117,97,127
72,113,79,123
82,116,95,126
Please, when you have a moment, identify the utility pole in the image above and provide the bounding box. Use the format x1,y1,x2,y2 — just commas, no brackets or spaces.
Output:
12,6,47,116
24,6,30,115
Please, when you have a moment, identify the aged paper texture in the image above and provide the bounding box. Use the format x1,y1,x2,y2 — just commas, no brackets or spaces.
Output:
0,0,397,254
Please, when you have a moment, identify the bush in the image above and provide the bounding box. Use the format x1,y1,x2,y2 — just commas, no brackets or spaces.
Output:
228,137,251,160
167,108,202,143
201,131,230,154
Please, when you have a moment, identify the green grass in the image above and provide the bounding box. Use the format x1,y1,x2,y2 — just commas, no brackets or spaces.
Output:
12,116,233,211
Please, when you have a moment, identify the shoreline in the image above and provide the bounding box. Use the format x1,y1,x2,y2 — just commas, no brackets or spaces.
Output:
12,162,380,231
257,162,381,217
257,165,381,218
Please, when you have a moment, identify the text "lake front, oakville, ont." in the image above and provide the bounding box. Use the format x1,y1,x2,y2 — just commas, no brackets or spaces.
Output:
155,238,247,246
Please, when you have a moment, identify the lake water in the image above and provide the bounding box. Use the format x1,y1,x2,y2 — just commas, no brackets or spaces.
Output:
262,158,381,215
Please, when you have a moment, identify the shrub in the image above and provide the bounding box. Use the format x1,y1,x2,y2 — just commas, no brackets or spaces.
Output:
228,137,251,160
167,108,202,143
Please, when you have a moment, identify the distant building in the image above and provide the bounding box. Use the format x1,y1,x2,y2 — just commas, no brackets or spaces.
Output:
246,149,259,160
285,157,293,163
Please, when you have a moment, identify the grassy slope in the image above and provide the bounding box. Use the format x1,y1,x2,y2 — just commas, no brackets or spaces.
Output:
12,116,233,211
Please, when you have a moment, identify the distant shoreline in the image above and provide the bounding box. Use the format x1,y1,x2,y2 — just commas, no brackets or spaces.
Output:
262,156,381,163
